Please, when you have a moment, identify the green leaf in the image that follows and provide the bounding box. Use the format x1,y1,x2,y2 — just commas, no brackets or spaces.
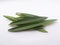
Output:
32,26,48,33
42,19,57,26
16,13,48,19
4,16,17,21
38,28,48,33
4,15,23,22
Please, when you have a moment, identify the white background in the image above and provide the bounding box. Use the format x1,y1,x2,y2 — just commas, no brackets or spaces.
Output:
0,0,60,45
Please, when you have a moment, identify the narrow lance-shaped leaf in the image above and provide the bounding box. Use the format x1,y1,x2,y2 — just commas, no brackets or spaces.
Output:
32,26,48,33
42,19,57,26
16,13,48,18
4,16,23,22
4,16,17,21
38,28,48,33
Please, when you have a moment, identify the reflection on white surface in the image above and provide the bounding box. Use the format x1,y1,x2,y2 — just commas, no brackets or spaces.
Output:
0,0,60,45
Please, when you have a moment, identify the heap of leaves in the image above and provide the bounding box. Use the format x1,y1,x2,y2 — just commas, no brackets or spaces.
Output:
4,13,57,33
